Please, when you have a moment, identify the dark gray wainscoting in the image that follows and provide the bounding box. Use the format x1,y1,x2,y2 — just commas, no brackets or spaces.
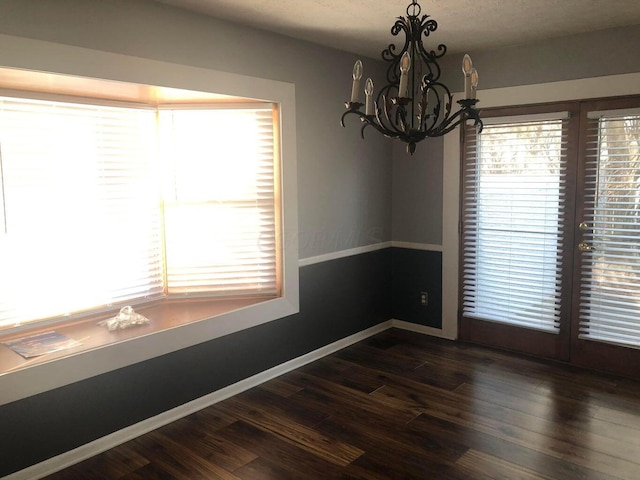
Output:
0,248,391,477
392,247,442,328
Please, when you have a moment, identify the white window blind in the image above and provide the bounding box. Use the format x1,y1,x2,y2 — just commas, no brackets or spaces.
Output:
159,107,279,296
579,112,640,347
0,96,279,330
0,96,164,327
462,115,569,332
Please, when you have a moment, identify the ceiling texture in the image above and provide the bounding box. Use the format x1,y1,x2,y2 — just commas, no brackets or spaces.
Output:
155,0,640,59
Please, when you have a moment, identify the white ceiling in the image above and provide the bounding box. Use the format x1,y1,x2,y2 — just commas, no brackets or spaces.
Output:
155,0,640,58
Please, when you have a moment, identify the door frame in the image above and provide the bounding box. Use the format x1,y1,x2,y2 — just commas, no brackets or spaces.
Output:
442,72,640,345
570,95,640,377
454,93,640,377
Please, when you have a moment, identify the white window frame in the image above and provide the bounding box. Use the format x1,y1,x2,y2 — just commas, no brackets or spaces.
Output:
0,35,298,405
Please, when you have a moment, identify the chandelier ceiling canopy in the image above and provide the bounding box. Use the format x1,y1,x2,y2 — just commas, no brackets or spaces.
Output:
341,0,483,154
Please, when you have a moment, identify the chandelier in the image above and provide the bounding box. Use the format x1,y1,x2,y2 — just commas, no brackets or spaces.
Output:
341,0,483,154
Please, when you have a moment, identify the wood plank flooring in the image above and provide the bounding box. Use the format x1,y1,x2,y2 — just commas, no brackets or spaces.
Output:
43,329,640,479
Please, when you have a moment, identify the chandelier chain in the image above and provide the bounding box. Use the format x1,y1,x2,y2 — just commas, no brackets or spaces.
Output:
407,1,421,17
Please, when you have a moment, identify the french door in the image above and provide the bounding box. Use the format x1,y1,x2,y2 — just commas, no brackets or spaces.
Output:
459,96,640,378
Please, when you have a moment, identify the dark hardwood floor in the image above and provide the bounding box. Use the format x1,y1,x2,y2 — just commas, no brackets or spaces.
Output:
43,328,640,479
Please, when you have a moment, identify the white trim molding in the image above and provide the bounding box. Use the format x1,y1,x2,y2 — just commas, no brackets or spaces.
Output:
298,241,392,267
298,241,444,268
391,319,452,340
391,241,443,252
442,129,462,341
479,72,640,108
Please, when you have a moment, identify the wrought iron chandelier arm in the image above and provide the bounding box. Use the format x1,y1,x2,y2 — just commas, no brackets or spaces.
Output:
423,84,449,131
340,102,364,128
379,96,408,137
369,85,410,138
431,101,483,137
340,104,405,141
362,115,402,140
423,88,441,131
433,109,466,136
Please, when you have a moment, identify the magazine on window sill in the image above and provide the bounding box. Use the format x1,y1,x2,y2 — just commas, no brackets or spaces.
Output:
2,331,82,358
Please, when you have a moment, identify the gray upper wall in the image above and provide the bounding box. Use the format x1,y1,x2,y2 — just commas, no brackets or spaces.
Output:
392,23,640,246
440,23,640,91
3,0,639,252
0,0,392,259
392,139,443,245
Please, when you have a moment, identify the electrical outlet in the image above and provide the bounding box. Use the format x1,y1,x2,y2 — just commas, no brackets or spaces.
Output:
420,291,428,306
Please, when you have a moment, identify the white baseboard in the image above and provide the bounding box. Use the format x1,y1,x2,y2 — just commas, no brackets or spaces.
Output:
391,319,454,340
3,320,394,480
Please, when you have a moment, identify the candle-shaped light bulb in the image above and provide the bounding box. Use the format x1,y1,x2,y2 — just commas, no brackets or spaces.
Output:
462,54,473,99
462,54,473,75
398,52,411,98
470,68,479,100
351,60,363,103
365,78,374,116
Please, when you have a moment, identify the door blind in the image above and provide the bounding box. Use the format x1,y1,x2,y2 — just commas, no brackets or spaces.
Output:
462,114,569,332
579,111,640,347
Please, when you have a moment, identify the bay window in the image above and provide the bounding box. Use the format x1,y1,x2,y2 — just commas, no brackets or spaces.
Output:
0,94,280,331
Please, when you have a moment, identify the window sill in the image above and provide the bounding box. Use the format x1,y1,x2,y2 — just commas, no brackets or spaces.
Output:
0,294,292,405
0,297,273,375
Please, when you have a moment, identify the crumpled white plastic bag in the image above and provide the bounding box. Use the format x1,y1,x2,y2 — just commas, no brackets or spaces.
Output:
98,306,150,332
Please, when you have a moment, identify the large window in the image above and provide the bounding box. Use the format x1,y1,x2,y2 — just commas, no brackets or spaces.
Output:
0,95,280,330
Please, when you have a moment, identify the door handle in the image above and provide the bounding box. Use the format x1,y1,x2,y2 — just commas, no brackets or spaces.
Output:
578,242,595,252
579,222,589,231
